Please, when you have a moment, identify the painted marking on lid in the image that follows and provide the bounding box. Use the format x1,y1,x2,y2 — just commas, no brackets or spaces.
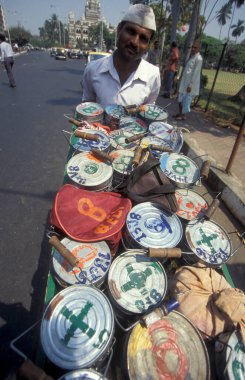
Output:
61,302,95,345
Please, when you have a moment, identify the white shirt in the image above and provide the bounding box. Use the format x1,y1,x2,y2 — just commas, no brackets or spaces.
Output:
179,52,203,96
82,54,161,108
0,41,14,61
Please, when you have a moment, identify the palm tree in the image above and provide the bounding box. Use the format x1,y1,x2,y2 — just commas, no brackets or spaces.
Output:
216,3,232,40
227,0,245,40
231,19,245,42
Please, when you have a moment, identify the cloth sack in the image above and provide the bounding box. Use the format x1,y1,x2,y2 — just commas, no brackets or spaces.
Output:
117,156,178,214
169,263,245,342
50,184,132,254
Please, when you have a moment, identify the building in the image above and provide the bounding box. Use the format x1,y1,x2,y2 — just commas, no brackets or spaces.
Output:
0,5,7,35
67,0,114,49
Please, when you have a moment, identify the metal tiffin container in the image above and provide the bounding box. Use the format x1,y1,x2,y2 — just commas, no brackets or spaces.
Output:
124,202,183,249
40,285,115,371
58,368,107,379
138,104,168,125
184,219,233,267
107,249,167,317
51,238,111,288
75,102,104,123
175,188,208,222
69,128,111,154
148,121,184,153
66,151,113,191
125,309,210,380
160,152,200,188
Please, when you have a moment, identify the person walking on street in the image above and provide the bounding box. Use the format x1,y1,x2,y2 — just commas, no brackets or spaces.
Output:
162,41,179,98
82,4,161,108
174,40,202,120
0,33,16,88
146,40,161,68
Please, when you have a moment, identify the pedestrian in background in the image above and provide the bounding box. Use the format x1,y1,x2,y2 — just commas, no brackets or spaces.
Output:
0,34,16,88
174,40,202,120
162,41,179,98
146,40,161,68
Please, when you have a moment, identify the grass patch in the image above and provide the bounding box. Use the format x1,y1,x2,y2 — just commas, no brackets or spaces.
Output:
197,69,245,126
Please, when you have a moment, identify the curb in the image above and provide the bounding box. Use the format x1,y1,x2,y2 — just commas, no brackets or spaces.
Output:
182,134,245,227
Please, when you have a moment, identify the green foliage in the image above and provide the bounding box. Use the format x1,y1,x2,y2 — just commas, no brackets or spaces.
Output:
88,22,115,51
201,73,208,88
38,13,65,47
200,35,224,65
223,44,245,69
9,26,32,46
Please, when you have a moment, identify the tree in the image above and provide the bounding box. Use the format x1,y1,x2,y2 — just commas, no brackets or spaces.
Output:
9,26,32,46
170,0,181,42
216,2,232,40
39,14,64,46
183,0,203,64
88,22,115,51
220,0,245,40
231,19,245,42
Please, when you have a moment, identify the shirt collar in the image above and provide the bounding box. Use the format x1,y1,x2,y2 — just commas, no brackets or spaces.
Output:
97,53,147,83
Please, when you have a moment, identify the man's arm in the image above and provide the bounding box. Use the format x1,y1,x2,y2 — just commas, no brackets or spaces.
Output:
81,64,96,102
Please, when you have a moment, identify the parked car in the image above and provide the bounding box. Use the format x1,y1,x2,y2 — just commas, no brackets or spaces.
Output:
87,51,111,63
68,49,81,59
55,48,67,60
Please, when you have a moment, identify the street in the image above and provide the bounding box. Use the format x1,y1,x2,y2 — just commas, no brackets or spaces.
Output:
0,51,84,378
0,51,244,379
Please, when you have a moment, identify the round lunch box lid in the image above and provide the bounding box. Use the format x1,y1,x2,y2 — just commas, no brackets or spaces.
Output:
70,129,110,152
126,202,183,248
225,330,245,380
139,104,168,121
140,135,166,159
119,116,147,133
175,189,208,221
58,368,107,380
75,102,104,118
104,104,126,119
111,149,135,176
160,153,200,186
52,239,111,286
127,310,210,380
185,220,232,266
66,152,113,188
40,285,114,370
148,121,183,153
109,129,140,150
108,250,167,314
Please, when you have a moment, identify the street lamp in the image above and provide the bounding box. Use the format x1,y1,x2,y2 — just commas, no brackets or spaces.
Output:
100,19,103,51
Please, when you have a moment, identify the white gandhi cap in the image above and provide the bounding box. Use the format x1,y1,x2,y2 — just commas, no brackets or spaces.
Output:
122,4,156,32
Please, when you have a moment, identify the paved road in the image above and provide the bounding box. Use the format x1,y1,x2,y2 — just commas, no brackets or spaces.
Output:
0,51,84,379
0,52,244,379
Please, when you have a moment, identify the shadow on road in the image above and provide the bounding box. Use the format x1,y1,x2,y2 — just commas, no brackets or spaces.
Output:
0,212,53,380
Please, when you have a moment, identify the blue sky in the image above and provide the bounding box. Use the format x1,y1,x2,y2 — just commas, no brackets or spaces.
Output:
1,0,245,42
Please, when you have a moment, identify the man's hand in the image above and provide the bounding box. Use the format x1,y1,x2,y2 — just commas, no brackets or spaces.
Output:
187,86,191,93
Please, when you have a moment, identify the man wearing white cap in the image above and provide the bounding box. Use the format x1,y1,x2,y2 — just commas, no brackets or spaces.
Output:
82,4,161,108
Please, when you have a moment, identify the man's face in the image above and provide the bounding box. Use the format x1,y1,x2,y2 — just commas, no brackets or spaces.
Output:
191,43,200,56
117,22,152,61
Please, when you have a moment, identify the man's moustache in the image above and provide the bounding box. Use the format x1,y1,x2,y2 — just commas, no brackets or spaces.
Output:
126,44,138,53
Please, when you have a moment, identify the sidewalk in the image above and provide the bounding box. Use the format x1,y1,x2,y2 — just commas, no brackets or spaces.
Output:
156,95,245,227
